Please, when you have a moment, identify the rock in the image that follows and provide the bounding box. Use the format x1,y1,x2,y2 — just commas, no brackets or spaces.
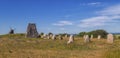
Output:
58,35,63,40
90,35,93,39
64,34,68,39
43,34,47,39
84,35,90,43
9,50,13,53
47,35,50,39
97,35,101,39
49,34,53,39
67,35,74,44
83,35,86,39
40,34,45,39
52,35,56,40
107,34,114,43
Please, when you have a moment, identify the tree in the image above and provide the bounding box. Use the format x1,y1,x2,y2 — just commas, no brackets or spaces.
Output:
40,32,44,35
88,29,108,38
78,32,86,37
77,29,108,38
48,32,53,36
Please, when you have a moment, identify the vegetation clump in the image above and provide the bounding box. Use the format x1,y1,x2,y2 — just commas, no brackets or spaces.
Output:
78,29,108,38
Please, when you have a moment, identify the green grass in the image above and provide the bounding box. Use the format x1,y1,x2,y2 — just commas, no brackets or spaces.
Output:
103,39,120,58
0,34,120,58
105,49,120,58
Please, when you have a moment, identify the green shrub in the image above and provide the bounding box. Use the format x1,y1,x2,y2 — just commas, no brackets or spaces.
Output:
77,29,108,38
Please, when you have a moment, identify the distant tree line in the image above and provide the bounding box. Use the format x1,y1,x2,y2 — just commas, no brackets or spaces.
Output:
77,29,108,38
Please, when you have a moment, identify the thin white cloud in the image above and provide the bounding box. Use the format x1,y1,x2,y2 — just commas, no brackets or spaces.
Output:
80,2,101,6
78,16,108,27
60,28,65,30
78,4,120,28
53,21,73,26
88,2,101,5
98,4,120,15
78,15,120,27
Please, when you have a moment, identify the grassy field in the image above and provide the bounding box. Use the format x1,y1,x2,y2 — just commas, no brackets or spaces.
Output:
0,34,120,58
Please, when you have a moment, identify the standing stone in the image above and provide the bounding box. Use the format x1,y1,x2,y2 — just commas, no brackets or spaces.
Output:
90,35,93,39
49,34,53,39
107,34,114,43
67,35,74,44
83,35,86,39
58,35,63,40
26,23,38,38
97,35,101,39
40,32,44,38
40,34,44,39
84,35,90,43
52,35,56,40
47,35,50,39
65,34,68,39
43,34,47,39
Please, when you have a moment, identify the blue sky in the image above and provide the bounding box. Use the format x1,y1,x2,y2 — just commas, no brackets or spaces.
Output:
0,0,120,34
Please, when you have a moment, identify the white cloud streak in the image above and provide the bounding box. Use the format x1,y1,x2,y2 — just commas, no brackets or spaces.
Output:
78,15,120,27
60,28,65,30
88,2,101,5
53,4,120,28
80,2,101,6
98,4,120,15
53,21,73,26
78,4,120,28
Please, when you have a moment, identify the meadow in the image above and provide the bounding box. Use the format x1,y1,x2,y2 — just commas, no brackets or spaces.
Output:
0,34,120,58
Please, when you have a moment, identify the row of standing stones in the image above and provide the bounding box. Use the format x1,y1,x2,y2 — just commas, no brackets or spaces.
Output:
24,23,114,44
83,34,114,44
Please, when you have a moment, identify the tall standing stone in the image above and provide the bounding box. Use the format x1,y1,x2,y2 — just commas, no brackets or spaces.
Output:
67,35,74,44
58,35,63,40
90,35,93,39
49,33,53,39
107,34,114,43
43,34,47,39
26,23,39,38
47,35,50,39
40,32,44,38
97,35,101,39
52,35,56,40
84,35,90,43
64,34,68,39
83,35,86,39
40,34,44,39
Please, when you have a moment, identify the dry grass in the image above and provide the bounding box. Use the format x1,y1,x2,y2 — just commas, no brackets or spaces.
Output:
0,34,120,58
